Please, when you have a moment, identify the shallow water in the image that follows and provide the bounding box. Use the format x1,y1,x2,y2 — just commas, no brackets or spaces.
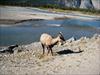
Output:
0,19,100,46
0,6,100,46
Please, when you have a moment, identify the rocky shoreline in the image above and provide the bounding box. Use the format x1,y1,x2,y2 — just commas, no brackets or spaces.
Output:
0,34,100,75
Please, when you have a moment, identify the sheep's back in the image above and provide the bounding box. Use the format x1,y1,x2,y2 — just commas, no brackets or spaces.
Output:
40,33,52,46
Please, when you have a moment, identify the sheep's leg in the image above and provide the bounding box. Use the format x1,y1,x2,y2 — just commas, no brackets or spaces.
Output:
41,43,45,55
50,48,53,56
47,46,53,56
47,46,50,55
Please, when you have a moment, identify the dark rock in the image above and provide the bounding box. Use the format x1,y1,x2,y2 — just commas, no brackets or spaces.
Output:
0,45,18,54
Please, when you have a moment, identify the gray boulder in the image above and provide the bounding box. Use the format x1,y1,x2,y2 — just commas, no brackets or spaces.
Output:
80,0,94,9
92,0,100,10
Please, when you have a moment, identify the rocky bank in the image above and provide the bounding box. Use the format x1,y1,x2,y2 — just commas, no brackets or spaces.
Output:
0,34,100,75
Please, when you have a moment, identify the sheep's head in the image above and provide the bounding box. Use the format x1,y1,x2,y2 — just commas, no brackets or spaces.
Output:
57,32,65,46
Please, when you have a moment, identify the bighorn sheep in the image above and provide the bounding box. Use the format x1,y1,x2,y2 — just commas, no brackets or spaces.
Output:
40,32,65,56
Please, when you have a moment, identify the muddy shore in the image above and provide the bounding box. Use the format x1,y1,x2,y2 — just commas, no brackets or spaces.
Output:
0,34,100,75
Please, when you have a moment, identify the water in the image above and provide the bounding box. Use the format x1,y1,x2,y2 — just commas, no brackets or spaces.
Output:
0,19,100,46
0,6,100,47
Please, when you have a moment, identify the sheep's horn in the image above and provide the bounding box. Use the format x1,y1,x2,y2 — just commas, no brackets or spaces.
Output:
59,32,63,35
58,32,65,41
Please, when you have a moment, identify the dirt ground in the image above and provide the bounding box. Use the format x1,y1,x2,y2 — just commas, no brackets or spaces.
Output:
0,34,100,75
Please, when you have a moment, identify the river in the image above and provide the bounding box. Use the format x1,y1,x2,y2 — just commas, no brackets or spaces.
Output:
0,6,100,47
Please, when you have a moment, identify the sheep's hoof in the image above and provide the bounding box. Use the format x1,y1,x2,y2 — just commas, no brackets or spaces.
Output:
47,53,53,56
39,54,46,59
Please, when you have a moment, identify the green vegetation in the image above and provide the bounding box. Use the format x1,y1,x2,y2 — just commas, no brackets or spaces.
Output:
38,5,100,15
62,7,100,15
0,0,100,15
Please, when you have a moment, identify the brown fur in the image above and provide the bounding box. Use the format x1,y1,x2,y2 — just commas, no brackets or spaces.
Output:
40,32,65,56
